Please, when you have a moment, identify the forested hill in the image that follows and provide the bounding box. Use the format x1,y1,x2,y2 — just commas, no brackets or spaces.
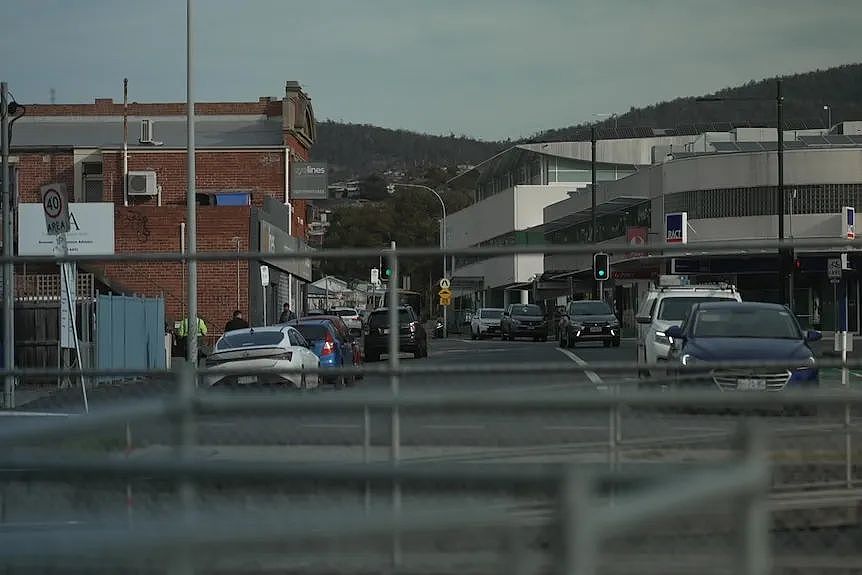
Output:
534,63,862,141
311,121,504,181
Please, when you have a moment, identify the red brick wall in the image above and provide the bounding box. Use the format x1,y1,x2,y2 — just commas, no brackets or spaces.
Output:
14,152,74,203
101,150,286,207
104,206,251,334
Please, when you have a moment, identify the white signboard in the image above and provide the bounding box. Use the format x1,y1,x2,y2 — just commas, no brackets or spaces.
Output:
18,203,115,256
843,206,856,240
60,263,77,349
261,265,270,287
371,268,380,286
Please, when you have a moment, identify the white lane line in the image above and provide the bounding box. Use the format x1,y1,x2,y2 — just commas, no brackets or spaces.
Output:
557,348,605,390
544,425,609,432
298,423,360,430
421,424,486,430
435,348,511,354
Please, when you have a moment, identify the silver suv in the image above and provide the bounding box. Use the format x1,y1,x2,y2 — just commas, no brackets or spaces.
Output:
635,281,741,379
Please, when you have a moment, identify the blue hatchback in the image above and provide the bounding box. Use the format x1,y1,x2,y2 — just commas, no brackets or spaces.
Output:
666,301,822,392
293,319,354,386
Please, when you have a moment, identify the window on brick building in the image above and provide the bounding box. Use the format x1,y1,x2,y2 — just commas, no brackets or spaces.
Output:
82,162,103,202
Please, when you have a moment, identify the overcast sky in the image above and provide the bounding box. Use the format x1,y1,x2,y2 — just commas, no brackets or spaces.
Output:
2,0,860,140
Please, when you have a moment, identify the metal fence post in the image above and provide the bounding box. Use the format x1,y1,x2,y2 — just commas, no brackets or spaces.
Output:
737,424,770,575
560,467,597,575
387,242,401,568
170,361,197,575
363,404,371,514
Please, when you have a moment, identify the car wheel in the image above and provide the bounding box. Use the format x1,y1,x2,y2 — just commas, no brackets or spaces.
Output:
366,351,380,363
542,336,548,342
603,340,611,348
612,339,621,348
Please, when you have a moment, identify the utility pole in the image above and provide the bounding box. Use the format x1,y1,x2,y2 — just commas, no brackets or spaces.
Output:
591,125,599,300
1,82,14,408
777,79,788,306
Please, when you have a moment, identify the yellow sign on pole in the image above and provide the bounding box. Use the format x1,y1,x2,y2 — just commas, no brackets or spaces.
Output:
438,287,452,306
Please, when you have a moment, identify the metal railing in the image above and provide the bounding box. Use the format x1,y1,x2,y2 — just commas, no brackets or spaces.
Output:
2,238,861,574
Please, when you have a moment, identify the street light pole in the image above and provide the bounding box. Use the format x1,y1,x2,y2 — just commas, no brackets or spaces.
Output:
695,78,788,305
823,105,832,130
392,183,447,337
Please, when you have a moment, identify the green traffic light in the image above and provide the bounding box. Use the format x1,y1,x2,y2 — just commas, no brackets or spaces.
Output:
385,268,392,277
598,270,606,277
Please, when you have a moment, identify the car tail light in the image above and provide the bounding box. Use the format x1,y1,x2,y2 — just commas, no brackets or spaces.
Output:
321,333,335,356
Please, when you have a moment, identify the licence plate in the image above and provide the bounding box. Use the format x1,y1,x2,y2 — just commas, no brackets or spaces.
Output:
589,327,603,333
238,376,257,385
737,378,766,391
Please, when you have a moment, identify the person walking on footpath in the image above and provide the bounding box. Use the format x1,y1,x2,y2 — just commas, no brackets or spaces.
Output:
279,303,296,323
224,310,249,332
177,316,208,361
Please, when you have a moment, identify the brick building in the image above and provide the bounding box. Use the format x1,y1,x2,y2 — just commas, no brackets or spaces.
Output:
10,80,317,335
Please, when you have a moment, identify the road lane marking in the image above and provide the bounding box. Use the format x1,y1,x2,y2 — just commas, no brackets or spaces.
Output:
544,425,608,431
557,348,605,390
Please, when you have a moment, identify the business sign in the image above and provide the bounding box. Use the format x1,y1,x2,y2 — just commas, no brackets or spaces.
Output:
626,226,648,258
665,212,687,244
18,203,115,256
843,206,855,240
290,162,328,200
259,220,313,281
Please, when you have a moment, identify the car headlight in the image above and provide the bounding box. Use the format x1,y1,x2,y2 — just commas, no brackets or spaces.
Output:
511,319,521,325
680,353,698,367
655,331,671,345
796,356,816,371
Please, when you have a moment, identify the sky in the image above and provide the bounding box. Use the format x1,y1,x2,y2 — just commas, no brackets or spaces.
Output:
1,0,861,141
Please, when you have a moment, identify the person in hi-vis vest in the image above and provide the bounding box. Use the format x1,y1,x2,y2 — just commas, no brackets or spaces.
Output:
176,316,208,361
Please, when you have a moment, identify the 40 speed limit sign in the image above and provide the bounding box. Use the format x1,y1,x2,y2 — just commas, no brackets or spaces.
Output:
41,183,70,235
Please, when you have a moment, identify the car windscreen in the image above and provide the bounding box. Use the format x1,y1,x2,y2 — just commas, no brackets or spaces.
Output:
368,310,413,327
510,305,542,316
333,309,357,317
217,331,284,350
658,297,736,321
570,302,612,316
692,308,801,339
480,309,503,319
295,324,329,341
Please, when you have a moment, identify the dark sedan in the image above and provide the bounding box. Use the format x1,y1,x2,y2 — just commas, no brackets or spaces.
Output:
665,301,821,395
501,304,548,342
559,300,621,348
363,306,428,362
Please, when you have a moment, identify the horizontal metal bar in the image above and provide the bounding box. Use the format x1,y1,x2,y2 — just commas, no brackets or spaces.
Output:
196,388,862,412
1,237,859,265
3,356,861,379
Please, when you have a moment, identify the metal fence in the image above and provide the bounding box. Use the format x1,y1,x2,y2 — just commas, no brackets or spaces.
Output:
2,239,862,575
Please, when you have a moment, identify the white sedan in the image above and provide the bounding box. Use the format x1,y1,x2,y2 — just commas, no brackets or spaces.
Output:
205,326,320,389
331,307,363,333
470,308,505,339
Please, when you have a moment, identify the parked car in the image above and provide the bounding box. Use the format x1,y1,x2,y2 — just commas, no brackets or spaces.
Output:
636,281,742,379
205,326,320,389
293,319,355,386
470,308,505,339
665,301,821,399
330,307,362,333
559,300,620,348
501,304,548,342
285,315,363,379
363,306,428,361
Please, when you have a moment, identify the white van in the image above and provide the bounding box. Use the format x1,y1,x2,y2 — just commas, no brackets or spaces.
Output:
635,278,742,380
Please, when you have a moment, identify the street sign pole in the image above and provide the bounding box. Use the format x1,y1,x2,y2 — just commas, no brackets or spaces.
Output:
1,82,13,409
58,232,87,412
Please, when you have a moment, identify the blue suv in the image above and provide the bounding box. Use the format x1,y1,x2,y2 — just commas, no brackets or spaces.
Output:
665,301,821,394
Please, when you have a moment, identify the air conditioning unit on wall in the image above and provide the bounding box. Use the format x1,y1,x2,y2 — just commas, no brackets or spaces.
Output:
127,171,158,196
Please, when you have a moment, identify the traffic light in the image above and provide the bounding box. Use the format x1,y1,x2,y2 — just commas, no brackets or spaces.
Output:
593,252,610,281
384,267,393,278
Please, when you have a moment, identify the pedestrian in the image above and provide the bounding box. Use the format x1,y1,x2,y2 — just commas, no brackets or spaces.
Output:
177,316,208,361
279,303,296,323
224,310,249,332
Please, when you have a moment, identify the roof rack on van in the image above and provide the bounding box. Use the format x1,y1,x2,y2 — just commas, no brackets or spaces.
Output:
650,276,736,293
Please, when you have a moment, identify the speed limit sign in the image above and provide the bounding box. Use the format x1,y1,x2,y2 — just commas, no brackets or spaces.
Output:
41,183,70,235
